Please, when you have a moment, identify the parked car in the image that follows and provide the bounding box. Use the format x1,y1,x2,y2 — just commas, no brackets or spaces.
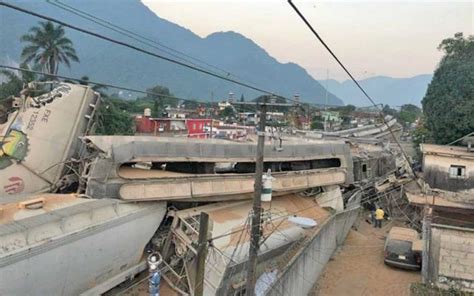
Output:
384,226,422,270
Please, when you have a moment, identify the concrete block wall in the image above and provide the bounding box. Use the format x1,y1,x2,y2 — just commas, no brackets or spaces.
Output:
431,226,474,292
266,206,360,296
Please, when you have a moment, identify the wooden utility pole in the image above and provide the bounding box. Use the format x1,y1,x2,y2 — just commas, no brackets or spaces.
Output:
421,206,432,284
245,101,267,296
195,212,209,296
231,98,293,295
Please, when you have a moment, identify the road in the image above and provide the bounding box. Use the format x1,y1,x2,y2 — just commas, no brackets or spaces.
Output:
311,216,421,296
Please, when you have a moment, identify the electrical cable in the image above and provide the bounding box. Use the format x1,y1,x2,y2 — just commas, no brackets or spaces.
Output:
0,64,207,105
287,0,419,179
208,182,417,244
47,0,242,80
0,2,299,104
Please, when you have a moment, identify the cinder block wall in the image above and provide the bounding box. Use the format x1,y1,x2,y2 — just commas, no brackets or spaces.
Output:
430,226,474,292
266,206,360,296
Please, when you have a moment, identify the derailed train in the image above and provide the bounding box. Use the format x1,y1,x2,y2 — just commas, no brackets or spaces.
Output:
0,83,395,295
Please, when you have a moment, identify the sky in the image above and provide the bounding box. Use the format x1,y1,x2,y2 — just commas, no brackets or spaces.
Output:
141,0,473,81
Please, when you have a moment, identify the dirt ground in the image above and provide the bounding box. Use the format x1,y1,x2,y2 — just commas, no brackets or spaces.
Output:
311,216,421,296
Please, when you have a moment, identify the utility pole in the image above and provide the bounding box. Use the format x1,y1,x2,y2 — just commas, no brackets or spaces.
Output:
246,101,267,296
232,97,294,296
195,212,209,296
231,98,294,296
421,205,432,284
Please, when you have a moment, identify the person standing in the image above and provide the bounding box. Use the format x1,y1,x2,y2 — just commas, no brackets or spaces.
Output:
375,207,384,228
368,202,376,226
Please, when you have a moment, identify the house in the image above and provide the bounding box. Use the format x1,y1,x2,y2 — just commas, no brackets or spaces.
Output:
135,109,211,138
186,118,212,138
405,138,474,292
320,111,341,122
297,115,311,130
211,123,255,140
218,100,232,111
135,116,187,135
350,142,397,183
163,107,193,119
238,112,257,125
421,143,474,192
266,112,285,122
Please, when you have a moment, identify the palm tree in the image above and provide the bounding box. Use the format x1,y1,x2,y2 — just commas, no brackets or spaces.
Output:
20,21,79,75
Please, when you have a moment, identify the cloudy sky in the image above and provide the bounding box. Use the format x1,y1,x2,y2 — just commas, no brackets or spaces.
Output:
142,0,473,81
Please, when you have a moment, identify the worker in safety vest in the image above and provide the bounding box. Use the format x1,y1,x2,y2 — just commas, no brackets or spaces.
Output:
374,207,384,228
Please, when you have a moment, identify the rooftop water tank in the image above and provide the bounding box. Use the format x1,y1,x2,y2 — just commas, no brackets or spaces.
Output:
144,108,151,117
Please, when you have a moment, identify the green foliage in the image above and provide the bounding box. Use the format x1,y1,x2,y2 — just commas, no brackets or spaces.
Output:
21,21,79,75
398,104,421,125
311,120,324,130
78,76,108,94
311,115,324,130
94,84,178,135
422,33,474,144
382,104,398,116
95,97,134,135
0,63,39,100
410,282,473,296
239,94,245,112
411,116,433,160
329,104,356,114
220,106,236,118
140,85,177,117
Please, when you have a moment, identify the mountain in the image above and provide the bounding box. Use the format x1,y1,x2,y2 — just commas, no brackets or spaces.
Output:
319,75,433,107
0,0,343,105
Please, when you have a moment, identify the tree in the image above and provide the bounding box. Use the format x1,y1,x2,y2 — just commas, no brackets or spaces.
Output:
77,75,108,95
0,63,39,99
95,97,134,135
220,106,236,119
422,33,474,144
412,116,433,160
331,104,356,114
382,104,397,117
141,85,177,116
239,94,245,112
20,21,79,75
398,104,421,126
311,115,324,130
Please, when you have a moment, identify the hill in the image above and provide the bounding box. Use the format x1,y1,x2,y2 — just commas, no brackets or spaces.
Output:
319,74,433,107
0,0,343,105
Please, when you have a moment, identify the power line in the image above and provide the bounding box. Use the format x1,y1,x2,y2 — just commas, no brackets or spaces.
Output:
287,0,418,178
1,2,295,102
0,64,208,105
288,1,375,108
47,0,242,80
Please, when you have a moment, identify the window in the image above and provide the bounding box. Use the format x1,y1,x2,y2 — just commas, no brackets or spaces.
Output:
449,165,466,179
362,164,367,173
